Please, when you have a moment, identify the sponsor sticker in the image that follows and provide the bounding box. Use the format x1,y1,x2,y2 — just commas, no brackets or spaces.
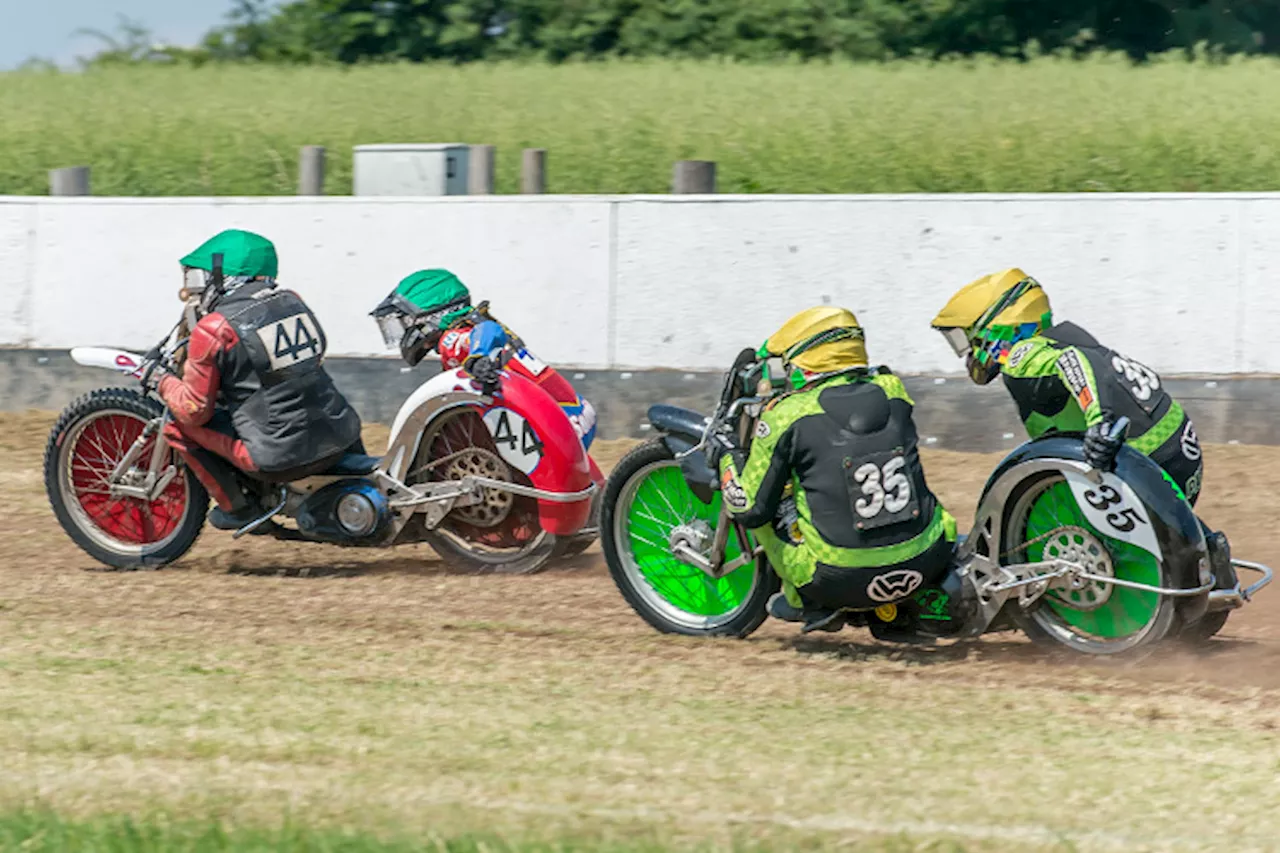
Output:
720,468,749,511
1185,466,1203,501
1005,341,1032,369
1181,421,1201,462
1056,350,1094,411
866,569,924,603
755,419,772,439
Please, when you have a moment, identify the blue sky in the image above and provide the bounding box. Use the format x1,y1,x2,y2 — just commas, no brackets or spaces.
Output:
1,0,238,69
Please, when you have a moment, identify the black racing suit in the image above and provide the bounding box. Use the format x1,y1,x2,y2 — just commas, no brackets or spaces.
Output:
718,370,956,612
161,284,363,510
1001,321,1203,504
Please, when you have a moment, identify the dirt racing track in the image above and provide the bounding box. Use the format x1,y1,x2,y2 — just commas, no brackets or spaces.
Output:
5,409,1280,852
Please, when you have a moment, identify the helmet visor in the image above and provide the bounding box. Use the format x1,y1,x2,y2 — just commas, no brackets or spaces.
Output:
940,327,971,358
182,266,206,294
376,313,412,350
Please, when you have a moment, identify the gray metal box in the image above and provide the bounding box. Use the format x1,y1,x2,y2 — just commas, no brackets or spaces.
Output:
353,143,471,196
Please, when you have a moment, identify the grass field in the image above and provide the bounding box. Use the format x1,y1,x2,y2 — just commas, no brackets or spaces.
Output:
3,55,1280,196
6,410,1280,851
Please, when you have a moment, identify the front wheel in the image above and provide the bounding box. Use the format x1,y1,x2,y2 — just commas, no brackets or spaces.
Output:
601,439,776,638
44,388,208,570
1001,472,1176,656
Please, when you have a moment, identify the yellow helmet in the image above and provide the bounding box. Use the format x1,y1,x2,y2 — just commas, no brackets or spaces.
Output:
763,306,867,387
930,268,1052,385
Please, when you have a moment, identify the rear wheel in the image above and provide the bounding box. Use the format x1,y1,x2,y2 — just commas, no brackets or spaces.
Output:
412,406,557,574
44,389,207,570
1002,473,1176,656
601,439,775,638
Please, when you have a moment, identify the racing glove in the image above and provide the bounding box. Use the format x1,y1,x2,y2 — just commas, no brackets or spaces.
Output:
468,354,503,396
139,346,173,392
705,425,740,470
1083,420,1125,472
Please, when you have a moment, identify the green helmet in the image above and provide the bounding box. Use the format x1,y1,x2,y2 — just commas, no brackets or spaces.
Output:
370,269,474,367
180,229,279,315
180,229,278,278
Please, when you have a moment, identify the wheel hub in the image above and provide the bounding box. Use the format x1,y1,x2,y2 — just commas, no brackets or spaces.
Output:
441,447,512,528
1042,525,1114,611
669,520,713,563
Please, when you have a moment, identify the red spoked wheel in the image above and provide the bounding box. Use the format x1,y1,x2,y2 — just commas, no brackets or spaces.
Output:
411,405,557,574
45,389,208,570
67,412,188,545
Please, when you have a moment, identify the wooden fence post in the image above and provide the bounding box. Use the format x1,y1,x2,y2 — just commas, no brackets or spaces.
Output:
521,148,546,194
298,146,326,195
469,144,495,194
672,160,716,194
49,166,90,196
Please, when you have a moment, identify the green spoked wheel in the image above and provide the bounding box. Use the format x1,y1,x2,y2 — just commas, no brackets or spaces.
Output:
601,439,777,637
1003,474,1176,655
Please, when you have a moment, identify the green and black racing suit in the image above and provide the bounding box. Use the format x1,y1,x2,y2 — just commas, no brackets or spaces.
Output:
717,370,957,611
1001,322,1203,504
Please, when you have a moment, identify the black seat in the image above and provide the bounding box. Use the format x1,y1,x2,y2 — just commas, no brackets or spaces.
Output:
322,453,382,476
253,452,383,484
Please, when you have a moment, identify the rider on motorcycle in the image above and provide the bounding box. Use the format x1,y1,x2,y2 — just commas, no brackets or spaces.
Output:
158,229,363,531
710,307,957,634
929,267,1234,588
369,268,597,450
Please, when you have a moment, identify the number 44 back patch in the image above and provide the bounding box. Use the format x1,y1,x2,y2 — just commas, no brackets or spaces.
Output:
257,312,323,371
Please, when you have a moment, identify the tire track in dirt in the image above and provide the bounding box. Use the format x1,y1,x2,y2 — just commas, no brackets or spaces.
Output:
6,411,1280,700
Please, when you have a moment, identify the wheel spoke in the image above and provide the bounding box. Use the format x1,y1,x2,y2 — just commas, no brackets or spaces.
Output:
617,456,757,625
63,410,189,550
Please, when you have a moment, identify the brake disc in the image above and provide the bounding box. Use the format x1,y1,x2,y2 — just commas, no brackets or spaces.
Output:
1040,525,1115,612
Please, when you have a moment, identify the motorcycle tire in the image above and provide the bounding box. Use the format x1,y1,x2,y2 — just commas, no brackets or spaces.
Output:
1001,471,1177,657
1178,610,1230,644
1178,556,1237,643
553,534,597,559
44,388,208,571
600,438,776,638
423,528,559,575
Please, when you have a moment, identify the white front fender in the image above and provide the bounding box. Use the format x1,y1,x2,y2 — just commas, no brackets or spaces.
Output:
70,347,147,379
383,368,486,482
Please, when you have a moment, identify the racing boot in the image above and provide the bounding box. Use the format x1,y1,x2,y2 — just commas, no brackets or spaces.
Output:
208,504,278,535
207,484,280,536
767,592,844,634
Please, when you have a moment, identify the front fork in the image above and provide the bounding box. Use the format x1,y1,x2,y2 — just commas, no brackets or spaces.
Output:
672,410,766,579
109,411,179,502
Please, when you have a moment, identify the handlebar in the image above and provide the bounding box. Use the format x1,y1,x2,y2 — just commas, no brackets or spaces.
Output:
675,354,770,461
139,321,190,393
1108,416,1131,443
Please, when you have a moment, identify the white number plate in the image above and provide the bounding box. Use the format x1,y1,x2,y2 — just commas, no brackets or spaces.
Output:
1063,468,1162,559
257,312,323,371
483,407,544,475
513,348,547,377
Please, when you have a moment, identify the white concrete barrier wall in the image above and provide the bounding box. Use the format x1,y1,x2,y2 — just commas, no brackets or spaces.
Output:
1,193,1276,375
